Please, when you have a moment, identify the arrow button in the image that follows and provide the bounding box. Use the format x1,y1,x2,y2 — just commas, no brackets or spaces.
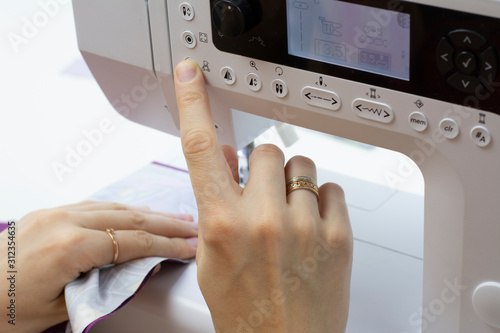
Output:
479,47,498,80
301,87,341,111
448,29,486,51
352,98,394,124
447,72,481,94
436,37,455,75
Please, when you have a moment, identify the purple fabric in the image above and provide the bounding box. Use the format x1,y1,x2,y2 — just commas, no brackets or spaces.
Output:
152,161,189,174
0,223,8,233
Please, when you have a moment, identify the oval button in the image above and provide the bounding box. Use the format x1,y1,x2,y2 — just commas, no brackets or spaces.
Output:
302,87,341,111
352,99,394,124
473,282,500,328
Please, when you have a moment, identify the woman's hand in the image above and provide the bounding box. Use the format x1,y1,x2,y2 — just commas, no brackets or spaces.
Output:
0,201,198,333
174,60,353,332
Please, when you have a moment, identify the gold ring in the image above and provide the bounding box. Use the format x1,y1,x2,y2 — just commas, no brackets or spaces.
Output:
106,228,119,265
286,176,319,200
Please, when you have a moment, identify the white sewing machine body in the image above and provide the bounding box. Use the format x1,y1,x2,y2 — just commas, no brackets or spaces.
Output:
73,0,500,332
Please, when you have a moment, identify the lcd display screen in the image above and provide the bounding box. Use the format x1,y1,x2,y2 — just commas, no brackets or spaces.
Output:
287,0,411,80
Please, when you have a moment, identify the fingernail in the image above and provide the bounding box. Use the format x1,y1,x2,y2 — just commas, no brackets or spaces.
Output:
177,61,198,82
175,213,193,221
186,237,198,249
152,264,162,276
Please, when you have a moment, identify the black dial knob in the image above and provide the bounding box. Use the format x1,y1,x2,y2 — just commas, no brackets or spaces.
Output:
212,0,258,38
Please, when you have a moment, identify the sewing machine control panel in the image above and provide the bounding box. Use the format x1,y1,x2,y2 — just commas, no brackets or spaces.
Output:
171,0,499,151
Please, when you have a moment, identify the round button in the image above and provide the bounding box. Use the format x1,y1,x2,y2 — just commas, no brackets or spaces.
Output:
409,112,429,132
456,51,478,75
220,67,236,85
439,118,460,139
245,73,262,92
471,126,492,147
473,282,500,328
181,31,196,49
179,3,195,21
271,79,288,98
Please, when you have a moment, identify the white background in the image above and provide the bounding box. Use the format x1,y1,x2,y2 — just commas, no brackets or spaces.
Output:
0,0,181,221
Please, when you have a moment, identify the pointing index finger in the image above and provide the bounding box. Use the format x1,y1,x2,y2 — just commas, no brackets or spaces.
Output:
174,60,239,206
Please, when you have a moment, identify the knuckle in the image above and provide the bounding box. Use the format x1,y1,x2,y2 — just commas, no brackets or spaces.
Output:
289,155,316,169
327,227,353,255
249,209,284,244
199,213,234,246
177,90,206,108
110,202,128,211
182,129,217,157
134,230,155,252
49,229,85,256
126,210,147,229
34,209,72,227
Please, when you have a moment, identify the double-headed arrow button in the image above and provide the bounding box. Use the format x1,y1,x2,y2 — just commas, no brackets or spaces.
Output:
352,98,394,124
302,87,341,111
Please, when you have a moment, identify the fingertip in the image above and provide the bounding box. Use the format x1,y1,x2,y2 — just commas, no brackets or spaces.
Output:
186,237,198,249
318,182,350,226
152,263,162,276
175,213,195,222
175,59,200,83
319,182,346,201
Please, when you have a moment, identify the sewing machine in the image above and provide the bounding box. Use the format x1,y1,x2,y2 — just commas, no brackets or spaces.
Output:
73,0,500,332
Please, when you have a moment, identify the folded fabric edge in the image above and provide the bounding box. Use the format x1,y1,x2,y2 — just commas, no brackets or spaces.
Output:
82,260,163,333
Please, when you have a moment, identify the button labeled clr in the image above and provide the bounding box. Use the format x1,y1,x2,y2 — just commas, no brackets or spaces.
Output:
439,118,460,139
352,99,394,124
302,87,341,111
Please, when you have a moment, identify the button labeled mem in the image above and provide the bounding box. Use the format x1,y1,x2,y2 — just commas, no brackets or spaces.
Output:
409,111,429,132
302,87,341,111
352,99,394,123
